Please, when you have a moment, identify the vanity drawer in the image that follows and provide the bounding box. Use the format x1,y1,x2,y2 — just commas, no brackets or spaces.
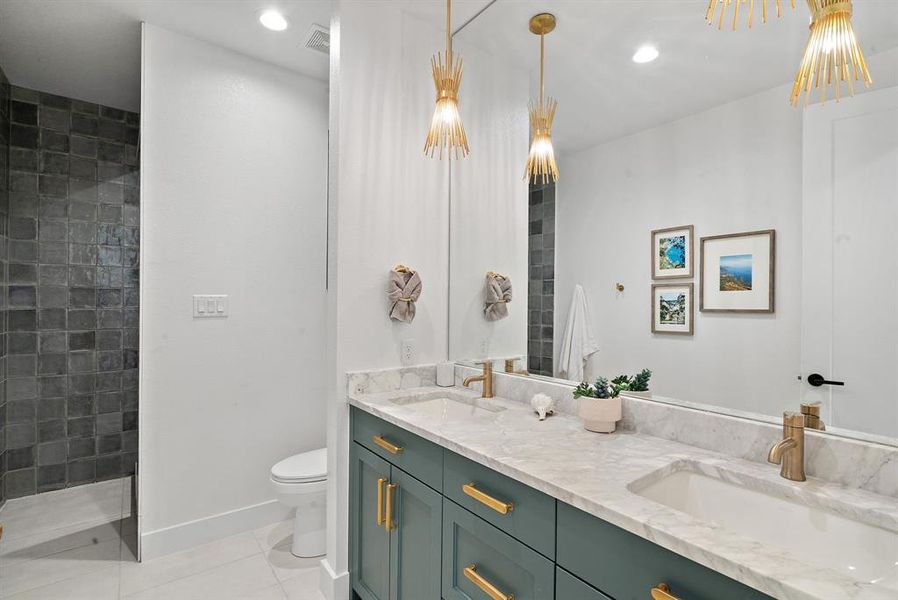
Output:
442,499,554,600
352,407,443,491
556,567,612,600
557,502,773,600
443,450,556,558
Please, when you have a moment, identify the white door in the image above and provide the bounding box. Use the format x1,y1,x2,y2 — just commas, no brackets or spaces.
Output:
802,86,898,438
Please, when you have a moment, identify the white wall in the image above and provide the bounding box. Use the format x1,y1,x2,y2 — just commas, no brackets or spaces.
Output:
323,3,451,597
555,83,803,417
139,24,328,558
448,37,529,362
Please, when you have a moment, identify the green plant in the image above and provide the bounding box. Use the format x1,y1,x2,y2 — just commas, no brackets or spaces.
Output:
573,381,594,399
573,378,612,399
611,374,631,388
631,368,652,392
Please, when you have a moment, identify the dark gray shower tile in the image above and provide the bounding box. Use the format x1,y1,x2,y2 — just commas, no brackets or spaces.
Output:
68,459,96,482
68,351,96,373
69,439,96,461
38,353,67,376
40,107,70,132
69,331,96,351
69,244,98,265
38,398,66,420
38,285,68,308
67,395,94,418
10,148,38,171
97,434,121,455
39,130,69,154
39,309,67,330
41,332,68,355
8,355,38,378
39,376,67,399
39,220,68,242
37,421,66,443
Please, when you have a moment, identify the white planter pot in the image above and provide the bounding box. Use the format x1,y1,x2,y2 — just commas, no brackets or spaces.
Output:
623,390,652,399
579,396,622,433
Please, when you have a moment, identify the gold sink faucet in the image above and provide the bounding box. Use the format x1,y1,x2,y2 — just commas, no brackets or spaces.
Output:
767,412,806,482
800,402,825,430
463,361,494,398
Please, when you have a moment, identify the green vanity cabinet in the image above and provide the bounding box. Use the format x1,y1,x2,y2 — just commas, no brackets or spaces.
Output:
555,567,612,600
442,499,555,600
350,442,442,600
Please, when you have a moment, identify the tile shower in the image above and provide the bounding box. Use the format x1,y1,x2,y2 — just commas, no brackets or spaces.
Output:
1,84,139,499
0,66,10,506
528,182,555,377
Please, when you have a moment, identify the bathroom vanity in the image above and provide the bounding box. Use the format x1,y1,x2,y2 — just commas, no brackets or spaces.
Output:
346,375,898,600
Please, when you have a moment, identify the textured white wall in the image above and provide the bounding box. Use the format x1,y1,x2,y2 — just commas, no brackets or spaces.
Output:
139,24,328,557
448,36,529,363
554,83,803,418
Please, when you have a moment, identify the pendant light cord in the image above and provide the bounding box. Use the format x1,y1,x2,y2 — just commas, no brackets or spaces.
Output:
447,0,452,60
539,33,545,106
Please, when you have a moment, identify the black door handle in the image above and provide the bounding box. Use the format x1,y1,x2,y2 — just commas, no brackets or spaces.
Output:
807,373,844,387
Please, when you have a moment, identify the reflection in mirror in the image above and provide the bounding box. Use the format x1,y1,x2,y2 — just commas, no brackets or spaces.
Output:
449,0,898,444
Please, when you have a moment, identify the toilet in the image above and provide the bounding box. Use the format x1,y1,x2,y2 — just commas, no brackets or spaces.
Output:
270,447,327,558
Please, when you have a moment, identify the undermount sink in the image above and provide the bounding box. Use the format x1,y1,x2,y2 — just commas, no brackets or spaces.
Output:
390,394,505,420
630,463,898,590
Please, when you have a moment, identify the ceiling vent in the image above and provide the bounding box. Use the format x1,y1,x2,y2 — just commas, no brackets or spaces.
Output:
304,23,330,55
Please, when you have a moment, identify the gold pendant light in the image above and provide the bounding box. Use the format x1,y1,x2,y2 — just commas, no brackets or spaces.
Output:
705,0,796,30
424,0,469,160
790,0,872,106
524,13,559,185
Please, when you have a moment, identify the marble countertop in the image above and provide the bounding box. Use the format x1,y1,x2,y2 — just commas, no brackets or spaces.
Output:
348,386,898,600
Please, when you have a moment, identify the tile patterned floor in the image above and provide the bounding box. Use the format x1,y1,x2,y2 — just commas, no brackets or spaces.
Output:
0,478,324,599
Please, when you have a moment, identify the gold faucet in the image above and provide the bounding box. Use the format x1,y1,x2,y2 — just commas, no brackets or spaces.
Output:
463,361,494,398
504,358,529,375
767,412,806,482
800,402,825,430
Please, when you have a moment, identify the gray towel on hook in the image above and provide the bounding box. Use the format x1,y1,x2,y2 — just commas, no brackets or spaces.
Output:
388,267,422,323
484,272,512,321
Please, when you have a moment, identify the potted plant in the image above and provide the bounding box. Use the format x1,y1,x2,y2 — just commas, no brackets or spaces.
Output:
625,369,653,399
574,377,622,433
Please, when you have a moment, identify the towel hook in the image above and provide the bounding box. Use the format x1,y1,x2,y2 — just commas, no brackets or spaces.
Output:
615,283,625,292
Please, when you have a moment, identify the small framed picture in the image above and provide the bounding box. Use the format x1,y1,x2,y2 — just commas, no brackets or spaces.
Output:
700,229,775,313
652,225,694,280
651,283,694,335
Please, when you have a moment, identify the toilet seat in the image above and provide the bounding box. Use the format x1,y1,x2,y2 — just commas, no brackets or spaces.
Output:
271,448,327,484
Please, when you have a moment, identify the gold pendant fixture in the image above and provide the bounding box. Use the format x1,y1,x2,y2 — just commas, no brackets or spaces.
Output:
790,0,872,106
424,0,469,160
524,13,559,185
705,0,796,30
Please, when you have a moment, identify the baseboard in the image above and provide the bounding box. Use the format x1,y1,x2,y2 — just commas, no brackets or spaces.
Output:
140,499,292,561
319,558,350,600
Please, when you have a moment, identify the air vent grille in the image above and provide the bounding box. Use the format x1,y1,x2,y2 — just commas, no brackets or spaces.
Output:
304,24,330,55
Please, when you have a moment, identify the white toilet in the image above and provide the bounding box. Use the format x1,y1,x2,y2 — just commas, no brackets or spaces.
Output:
270,447,327,557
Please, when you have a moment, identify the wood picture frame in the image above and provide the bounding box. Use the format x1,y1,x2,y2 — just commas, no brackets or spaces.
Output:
651,283,694,335
651,225,694,280
700,229,775,313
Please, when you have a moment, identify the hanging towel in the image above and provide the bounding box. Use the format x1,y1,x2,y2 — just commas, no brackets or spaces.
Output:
557,284,599,382
484,272,512,321
388,265,422,323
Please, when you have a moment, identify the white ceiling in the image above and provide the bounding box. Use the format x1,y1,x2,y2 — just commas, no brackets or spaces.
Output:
0,0,333,112
454,0,898,153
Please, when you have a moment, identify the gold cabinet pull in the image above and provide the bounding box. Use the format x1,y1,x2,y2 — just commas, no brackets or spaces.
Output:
463,565,514,600
373,435,403,455
376,478,386,526
384,483,397,531
462,483,514,515
651,583,683,600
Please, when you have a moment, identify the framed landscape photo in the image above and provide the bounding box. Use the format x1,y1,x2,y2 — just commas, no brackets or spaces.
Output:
651,283,694,335
652,225,694,280
700,229,775,313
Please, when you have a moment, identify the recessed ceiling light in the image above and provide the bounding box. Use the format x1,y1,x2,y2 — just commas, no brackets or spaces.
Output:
632,45,659,64
259,10,289,31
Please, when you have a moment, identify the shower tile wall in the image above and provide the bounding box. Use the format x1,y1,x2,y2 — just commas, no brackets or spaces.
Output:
0,66,9,507
4,86,139,498
528,182,555,377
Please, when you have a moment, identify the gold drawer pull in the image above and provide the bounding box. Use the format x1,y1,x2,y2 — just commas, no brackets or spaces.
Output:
463,565,514,600
651,583,683,600
384,483,397,531
462,483,514,515
373,435,403,455
376,478,386,526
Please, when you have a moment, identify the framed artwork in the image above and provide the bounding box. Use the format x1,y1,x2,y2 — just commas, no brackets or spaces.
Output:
651,283,694,335
651,225,694,280
700,229,775,313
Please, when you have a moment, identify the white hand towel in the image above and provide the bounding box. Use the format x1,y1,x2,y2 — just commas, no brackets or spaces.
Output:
557,284,599,382
484,272,512,321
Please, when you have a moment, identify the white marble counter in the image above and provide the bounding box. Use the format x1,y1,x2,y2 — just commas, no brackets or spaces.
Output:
348,385,898,600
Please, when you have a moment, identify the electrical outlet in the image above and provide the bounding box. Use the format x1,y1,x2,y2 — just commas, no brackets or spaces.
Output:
401,339,416,366
479,338,490,357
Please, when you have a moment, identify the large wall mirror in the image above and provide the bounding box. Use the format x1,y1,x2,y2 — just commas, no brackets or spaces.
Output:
448,0,898,445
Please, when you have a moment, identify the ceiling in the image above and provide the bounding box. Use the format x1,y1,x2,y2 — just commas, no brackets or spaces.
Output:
0,0,493,113
455,0,898,154
0,0,333,112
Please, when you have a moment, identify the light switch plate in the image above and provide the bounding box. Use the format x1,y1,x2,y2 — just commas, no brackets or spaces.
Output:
193,295,229,318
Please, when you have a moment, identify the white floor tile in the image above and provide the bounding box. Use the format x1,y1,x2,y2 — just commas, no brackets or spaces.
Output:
260,540,321,583
123,554,281,600
0,517,131,568
118,531,261,596
1,564,121,600
252,519,294,552
0,536,123,597
281,570,325,600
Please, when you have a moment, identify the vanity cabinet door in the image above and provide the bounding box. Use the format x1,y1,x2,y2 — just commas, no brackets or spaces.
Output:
388,466,442,600
442,499,554,600
351,443,392,600
556,567,612,600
